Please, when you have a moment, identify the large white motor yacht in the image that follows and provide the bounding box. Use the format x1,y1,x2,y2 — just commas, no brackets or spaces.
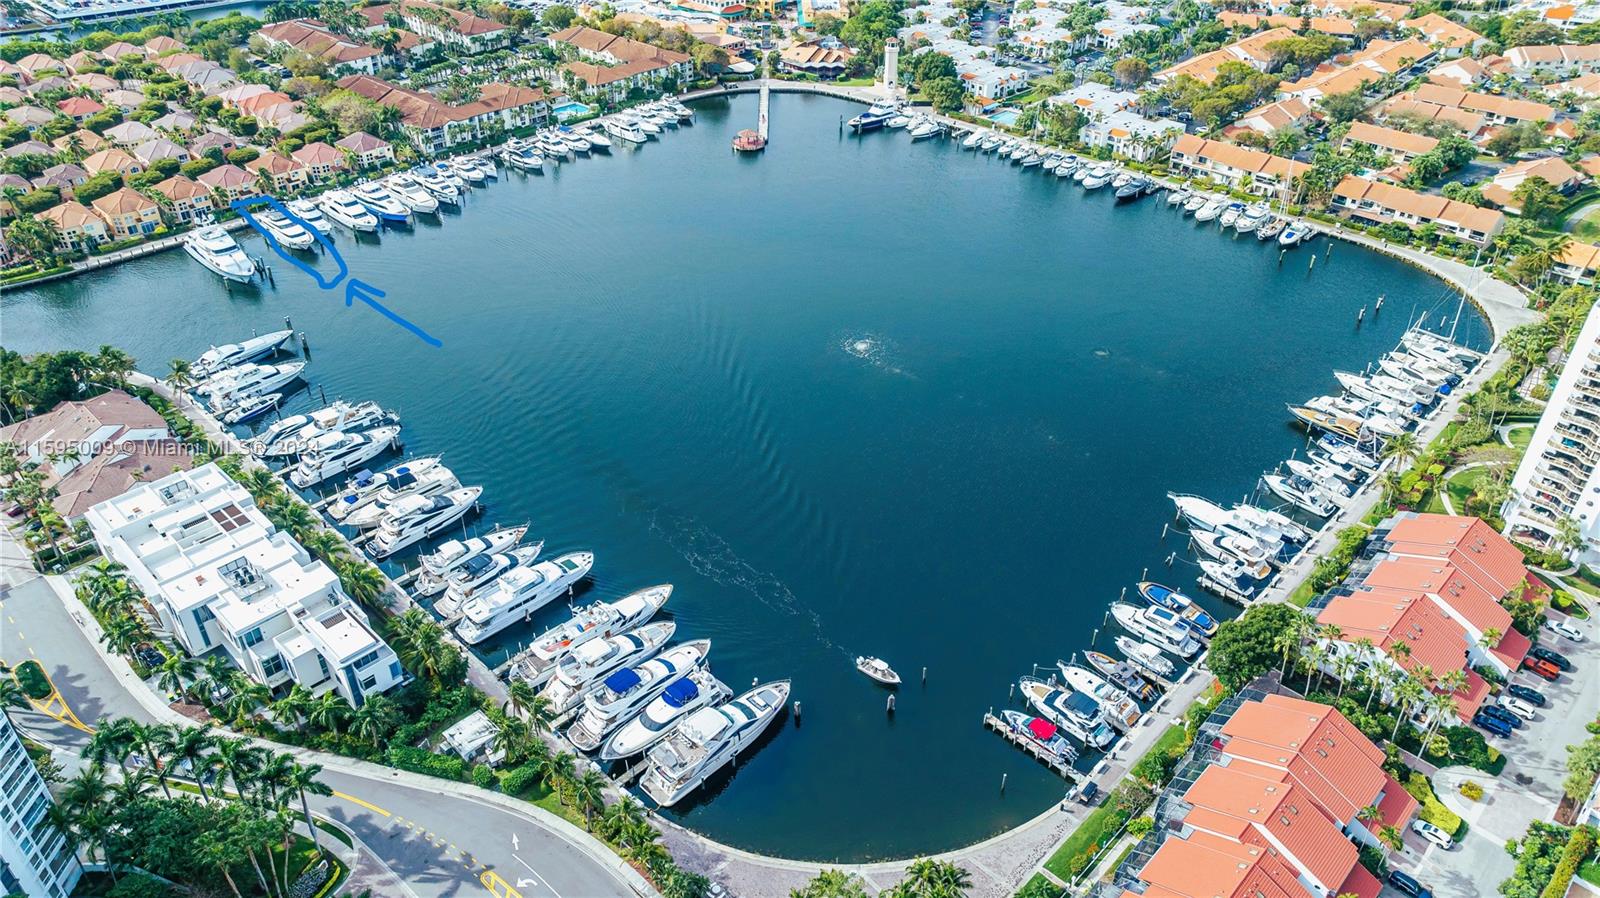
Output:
287,426,401,489
455,552,595,644
364,485,482,559
639,680,791,807
183,226,257,282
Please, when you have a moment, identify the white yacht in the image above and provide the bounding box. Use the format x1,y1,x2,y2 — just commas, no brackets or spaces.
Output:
255,209,315,250
319,191,379,232
1058,663,1140,730
221,393,279,425
287,426,401,489
961,130,984,149
432,542,546,620
413,525,528,597
502,141,545,171
351,183,411,223
364,486,482,559
1111,602,1200,657
456,552,596,645
567,640,711,752
604,118,647,144
1261,473,1338,518
325,456,448,524
562,132,593,154
1197,558,1261,603
1182,193,1207,215
341,464,464,530
639,679,790,808
540,621,676,714
1017,677,1115,749
1168,493,1307,547
385,175,440,214
1193,198,1225,221
204,362,306,407
286,198,332,236
183,226,256,282
192,330,293,379
579,128,611,150
599,667,730,761
503,585,672,688
410,169,461,204
255,400,397,458
1115,635,1176,679
1285,458,1357,499
1191,529,1274,580
908,118,940,140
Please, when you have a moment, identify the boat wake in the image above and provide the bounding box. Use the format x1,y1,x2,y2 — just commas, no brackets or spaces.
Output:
840,333,911,377
646,508,839,651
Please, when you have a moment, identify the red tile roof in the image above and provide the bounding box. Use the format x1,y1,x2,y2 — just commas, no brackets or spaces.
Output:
1183,765,1357,891
1361,555,1513,637
1220,695,1394,826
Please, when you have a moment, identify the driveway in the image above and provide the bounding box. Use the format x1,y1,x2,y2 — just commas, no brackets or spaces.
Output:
1389,613,1600,897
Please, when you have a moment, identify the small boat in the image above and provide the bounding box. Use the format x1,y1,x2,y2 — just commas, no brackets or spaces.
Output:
908,119,941,140
502,141,546,171
604,119,647,144
1017,677,1115,749
540,621,676,713
578,128,611,150
1257,217,1286,241
1113,637,1175,681
1058,662,1140,730
1278,223,1308,246
885,114,911,129
562,132,593,154
1261,473,1338,518
855,656,900,686
1192,529,1274,580
1193,198,1225,221
1136,581,1217,636
183,226,257,282
961,129,984,149
631,116,663,136
1197,558,1261,604
341,463,463,530
1286,458,1357,498
286,198,332,236
221,392,280,425
1020,152,1044,168
1083,649,1159,700
1082,169,1111,190
1310,443,1378,477
1115,178,1147,200
1182,194,1207,215
1167,188,1191,206
1233,202,1269,232
1218,202,1245,227
979,134,1002,151
255,209,315,250
414,524,529,597
427,163,465,189
999,709,1078,762
319,190,379,232
410,168,461,204
1288,405,1364,441
192,330,294,379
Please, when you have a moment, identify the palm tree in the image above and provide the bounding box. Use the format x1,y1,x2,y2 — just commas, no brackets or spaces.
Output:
167,725,218,798
83,717,139,767
93,345,136,387
1391,677,1426,743
99,612,144,656
544,750,576,803
271,684,314,725
1555,515,1585,557
338,560,390,608
127,722,176,798
155,653,200,699
0,677,26,712
307,691,349,733
350,694,397,746
1381,431,1420,470
1378,824,1404,852
1356,804,1382,827
1274,612,1311,677
287,760,332,855
214,737,266,799
166,357,194,398
491,714,531,764
572,768,608,828
224,680,271,725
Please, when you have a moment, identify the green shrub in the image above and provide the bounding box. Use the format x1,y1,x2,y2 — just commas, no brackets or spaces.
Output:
385,745,465,781
500,764,543,796
12,660,50,700
471,764,497,790
1405,771,1463,837
1541,826,1596,898
1503,821,1571,898
1461,781,1484,801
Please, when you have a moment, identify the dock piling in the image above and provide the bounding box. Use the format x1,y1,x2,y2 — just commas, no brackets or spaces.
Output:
921,666,927,686
1000,773,1007,793
886,694,895,715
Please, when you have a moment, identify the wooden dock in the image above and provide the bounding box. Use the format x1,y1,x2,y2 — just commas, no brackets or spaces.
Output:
982,712,1077,780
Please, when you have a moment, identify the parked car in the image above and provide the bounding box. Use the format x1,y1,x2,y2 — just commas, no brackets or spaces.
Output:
1544,617,1585,642
1500,697,1538,721
1479,703,1523,728
1530,644,1572,671
1387,869,1434,898
1411,819,1454,850
1523,656,1561,681
1507,683,1547,706
1474,710,1515,737
133,643,166,670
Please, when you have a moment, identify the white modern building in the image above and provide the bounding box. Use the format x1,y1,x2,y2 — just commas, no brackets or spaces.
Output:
1,713,81,898
85,463,405,706
1048,84,1184,161
1506,301,1600,561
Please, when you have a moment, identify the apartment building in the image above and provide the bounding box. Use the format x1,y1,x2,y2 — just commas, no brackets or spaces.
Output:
1168,134,1310,197
1504,43,1600,76
1507,302,1600,558
86,464,405,707
1411,83,1553,125
1341,121,1438,162
0,714,81,898
359,0,508,53
337,75,550,155
1049,84,1184,161
1553,240,1600,285
1155,27,1297,84
1330,175,1505,245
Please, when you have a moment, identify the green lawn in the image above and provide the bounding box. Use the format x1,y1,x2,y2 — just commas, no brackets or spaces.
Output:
1043,800,1127,881
1579,856,1600,888
1423,467,1501,523
1288,579,1317,607
1507,425,1534,452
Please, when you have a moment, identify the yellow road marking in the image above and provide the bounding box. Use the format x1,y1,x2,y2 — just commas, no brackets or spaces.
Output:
332,791,391,817
21,665,94,734
480,870,523,898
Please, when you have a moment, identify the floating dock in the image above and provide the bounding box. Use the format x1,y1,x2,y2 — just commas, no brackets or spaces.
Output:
982,712,1077,780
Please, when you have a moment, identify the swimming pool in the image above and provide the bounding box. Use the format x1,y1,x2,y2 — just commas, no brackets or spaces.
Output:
988,108,1020,126
553,101,593,120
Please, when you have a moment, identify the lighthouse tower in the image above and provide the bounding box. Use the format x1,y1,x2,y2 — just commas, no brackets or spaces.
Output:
883,38,900,95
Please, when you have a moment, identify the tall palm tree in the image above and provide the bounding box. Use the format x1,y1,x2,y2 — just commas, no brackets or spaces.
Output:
572,768,608,828
544,751,576,803
338,561,390,608
1380,431,1420,470
307,691,349,733
287,760,332,854
1392,677,1426,743
167,725,218,798
350,694,397,746
166,358,194,399
1378,824,1404,852
155,653,200,699
83,718,138,767
215,737,266,799
271,684,314,725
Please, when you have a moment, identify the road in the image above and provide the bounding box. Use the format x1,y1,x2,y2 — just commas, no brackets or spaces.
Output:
0,534,652,898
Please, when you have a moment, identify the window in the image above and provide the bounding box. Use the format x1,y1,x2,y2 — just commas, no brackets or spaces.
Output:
390,661,402,680
360,675,377,690
240,627,264,649
353,650,381,669
261,654,285,678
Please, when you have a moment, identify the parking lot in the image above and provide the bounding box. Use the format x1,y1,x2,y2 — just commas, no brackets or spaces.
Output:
1385,610,1600,897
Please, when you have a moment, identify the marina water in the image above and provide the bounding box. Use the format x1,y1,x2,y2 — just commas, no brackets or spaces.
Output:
2,93,1490,860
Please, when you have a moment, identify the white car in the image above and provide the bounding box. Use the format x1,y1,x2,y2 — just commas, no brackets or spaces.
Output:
1500,697,1538,721
1411,819,1454,850
1544,617,1585,642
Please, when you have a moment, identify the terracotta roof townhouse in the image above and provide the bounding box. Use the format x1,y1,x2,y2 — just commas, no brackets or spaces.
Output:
0,389,196,519
1169,133,1309,196
1155,27,1297,83
1217,11,1356,36
99,41,145,61
5,105,54,131
1233,97,1313,136
147,174,215,223
90,187,161,239
70,72,118,93
198,163,258,200
132,137,190,166
547,26,694,100
56,95,104,122
1552,240,1600,285
81,147,145,176
144,35,186,55
1343,121,1439,163
243,151,306,191
1405,13,1485,55
32,162,88,193
289,141,346,180
1411,83,1552,125
1331,174,1503,244
1428,56,1488,88
1504,43,1600,76
335,131,393,167
360,0,508,52
1380,96,1485,135
99,88,147,111
1480,156,1584,211
258,19,386,74
15,53,62,77
336,75,549,155
52,129,108,155
35,200,109,251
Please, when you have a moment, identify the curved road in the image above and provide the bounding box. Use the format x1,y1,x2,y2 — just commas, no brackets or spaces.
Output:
0,535,652,898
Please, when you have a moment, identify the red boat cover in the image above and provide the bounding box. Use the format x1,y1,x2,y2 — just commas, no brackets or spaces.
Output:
1027,718,1057,740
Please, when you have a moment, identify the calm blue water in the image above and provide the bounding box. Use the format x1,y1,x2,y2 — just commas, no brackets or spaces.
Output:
1,93,1488,861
